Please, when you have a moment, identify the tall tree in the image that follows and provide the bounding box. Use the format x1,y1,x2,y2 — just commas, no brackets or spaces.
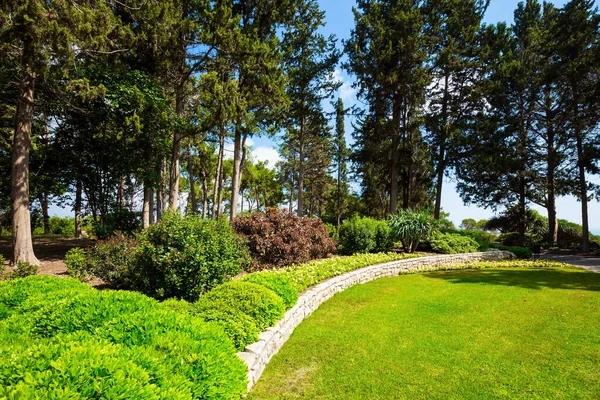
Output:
554,0,600,252
282,0,341,217
334,98,349,227
423,0,489,219
0,0,124,264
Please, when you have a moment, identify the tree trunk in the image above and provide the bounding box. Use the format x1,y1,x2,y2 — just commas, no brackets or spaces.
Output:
576,132,589,252
169,85,184,211
75,179,82,238
434,71,450,220
11,53,39,265
546,103,558,246
118,176,125,209
157,158,166,220
200,162,208,219
213,131,225,219
230,126,243,220
187,143,197,214
390,92,402,214
39,193,50,235
149,190,155,225
297,117,305,217
142,186,152,229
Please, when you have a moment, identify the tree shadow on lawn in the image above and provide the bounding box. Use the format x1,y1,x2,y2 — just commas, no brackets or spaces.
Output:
422,268,600,292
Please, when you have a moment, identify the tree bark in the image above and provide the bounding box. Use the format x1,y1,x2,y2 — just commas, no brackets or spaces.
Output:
187,143,197,214
200,159,208,219
39,193,50,235
75,179,82,238
230,126,243,219
213,131,224,219
576,131,589,252
169,85,184,211
390,92,402,214
118,176,125,209
297,117,305,217
142,186,152,229
11,52,39,265
157,158,167,220
149,190,155,225
546,101,558,246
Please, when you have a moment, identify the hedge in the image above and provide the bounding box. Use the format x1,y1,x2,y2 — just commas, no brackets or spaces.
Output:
0,276,247,398
428,232,481,254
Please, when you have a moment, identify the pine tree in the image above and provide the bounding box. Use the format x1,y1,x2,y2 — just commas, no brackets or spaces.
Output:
334,98,349,227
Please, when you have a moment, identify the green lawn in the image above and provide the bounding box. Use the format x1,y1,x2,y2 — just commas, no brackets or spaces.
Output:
249,267,600,399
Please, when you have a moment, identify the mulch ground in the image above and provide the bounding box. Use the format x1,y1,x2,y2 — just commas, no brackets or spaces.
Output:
0,236,96,277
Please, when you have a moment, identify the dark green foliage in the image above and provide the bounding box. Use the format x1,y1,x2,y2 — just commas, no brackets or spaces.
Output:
498,232,544,247
0,276,247,398
133,212,245,301
231,209,337,269
64,247,89,281
195,281,285,333
242,273,299,309
489,244,532,259
86,233,138,289
10,262,38,279
338,216,393,255
388,210,438,253
428,232,480,254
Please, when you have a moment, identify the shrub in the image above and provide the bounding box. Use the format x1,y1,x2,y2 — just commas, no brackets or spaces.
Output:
195,281,285,332
338,216,393,255
64,247,89,281
388,209,437,253
231,208,336,269
194,307,261,351
428,232,480,254
498,232,543,247
87,233,138,288
133,212,245,301
489,244,532,259
11,262,38,279
241,273,298,309
0,276,247,398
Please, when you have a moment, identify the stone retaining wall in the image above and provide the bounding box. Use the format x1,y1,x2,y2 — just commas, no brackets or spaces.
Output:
238,250,515,390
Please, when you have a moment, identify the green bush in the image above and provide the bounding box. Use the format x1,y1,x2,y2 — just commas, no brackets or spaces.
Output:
241,273,299,309
388,209,437,253
195,281,285,332
498,232,543,247
87,233,138,288
64,247,89,281
0,276,247,398
428,232,480,254
11,261,38,279
194,307,260,351
489,244,532,259
338,216,393,255
132,212,246,301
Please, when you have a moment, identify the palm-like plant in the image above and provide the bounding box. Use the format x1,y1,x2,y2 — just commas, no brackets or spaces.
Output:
388,209,438,253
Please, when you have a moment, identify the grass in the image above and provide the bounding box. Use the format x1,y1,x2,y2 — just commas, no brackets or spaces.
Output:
249,264,600,399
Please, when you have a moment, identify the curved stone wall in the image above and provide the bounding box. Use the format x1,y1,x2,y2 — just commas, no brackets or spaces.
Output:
238,250,515,390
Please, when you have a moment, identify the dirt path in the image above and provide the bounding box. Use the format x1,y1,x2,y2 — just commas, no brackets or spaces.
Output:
0,237,96,276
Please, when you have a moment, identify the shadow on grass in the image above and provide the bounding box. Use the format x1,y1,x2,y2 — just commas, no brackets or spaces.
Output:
422,268,600,292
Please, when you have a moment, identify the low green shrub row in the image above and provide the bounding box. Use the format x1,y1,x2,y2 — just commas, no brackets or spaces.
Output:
427,232,481,254
177,252,424,352
0,276,247,398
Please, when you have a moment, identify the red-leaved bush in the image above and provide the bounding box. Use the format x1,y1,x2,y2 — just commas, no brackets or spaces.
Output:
231,208,337,269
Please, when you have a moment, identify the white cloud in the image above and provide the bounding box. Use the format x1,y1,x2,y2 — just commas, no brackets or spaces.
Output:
252,147,281,167
332,68,357,104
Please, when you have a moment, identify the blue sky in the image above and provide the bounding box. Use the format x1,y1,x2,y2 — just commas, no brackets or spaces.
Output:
51,0,599,233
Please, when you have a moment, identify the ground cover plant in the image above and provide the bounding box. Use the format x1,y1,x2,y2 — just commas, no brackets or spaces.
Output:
0,275,247,398
249,260,600,399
